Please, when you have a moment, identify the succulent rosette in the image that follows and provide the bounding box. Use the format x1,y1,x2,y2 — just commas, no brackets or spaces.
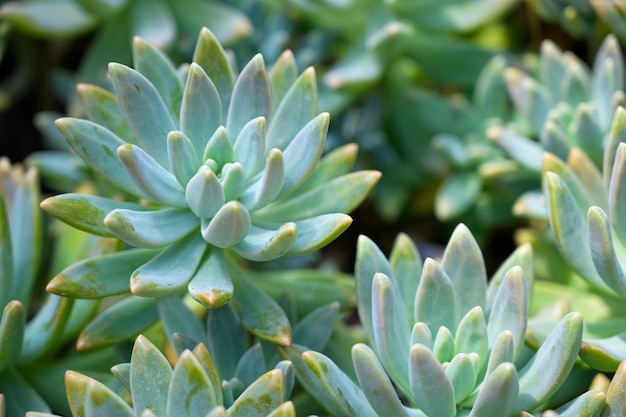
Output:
40,28,380,311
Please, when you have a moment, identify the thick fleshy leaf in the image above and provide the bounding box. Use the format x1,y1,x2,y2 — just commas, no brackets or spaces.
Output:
78,297,158,350
55,118,139,196
389,233,423,320
253,171,381,222
84,379,135,417
105,208,198,248
487,244,533,312
228,369,284,416
292,303,339,352
192,28,235,116
131,232,207,296
234,344,266,388
571,104,604,166
279,113,329,195
411,323,432,349
47,248,157,298
118,144,186,207
40,194,146,237
579,331,626,371
129,0,175,50
468,363,518,417
181,63,222,155
544,172,608,289
132,36,182,116
279,346,377,417
205,304,245,380
414,258,456,333
201,201,251,248
609,142,626,245
441,224,487,321
454,307,488,369
188,248,234,308
226,54,271,140
355,235,394,346
167,131,200,185
588,206,626,296
130,335,172,416
192,343,223,407
591,35,624,128
168,350,219,416
0,300,24,371
204,128,234,171
20,295,72,362
284,214,352,255
352,344,415,417
445,353,477,403
0,197,11,307
267,67,317,151
485,331,515,377
553,389,606,417
221,162,246,202
232,223,296,262
605,360,626,413
543,152,594,213
371,273,411,397
514,312,583,413
240,149,284,210
232,117,266,180
409,344,456,417
504,68,551,133
487,266,527,358
109,63,176,168
185,166,225,219
604,107,626,188
157,295,207,350
230,269,291,345
76,84,133,142
432,326,455,363
268,50,298,111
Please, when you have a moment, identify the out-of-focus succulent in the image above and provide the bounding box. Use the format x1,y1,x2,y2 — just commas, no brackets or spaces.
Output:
281,224,588,416
28,335,296,417
0,158,120,416
491,35,624,216
39,28,379,344
0,0,251,83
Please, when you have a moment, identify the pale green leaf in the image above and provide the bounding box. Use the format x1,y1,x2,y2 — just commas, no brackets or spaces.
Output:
168,350,219,417
468,363,518,417
414,258,456,333
409,344,456,417
188,247,233,308
0,300,24,371
201,201,251,248
130,335,172,416
185,166,225,219
167,131,200,185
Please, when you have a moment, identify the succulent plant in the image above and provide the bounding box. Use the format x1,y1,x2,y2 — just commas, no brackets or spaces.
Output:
0,158,121,416
39,28,379,345
280,224,589,416
26,335,296,417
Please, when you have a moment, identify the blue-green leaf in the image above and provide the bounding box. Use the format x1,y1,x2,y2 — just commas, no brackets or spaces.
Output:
130,335,172,416
185,166,225,219
485,331,514,377
228,369,284,417
181,63,222,156
109,63,176,168
226,54,271,141
188,248,234,308
409,344,456,417
588,206,626,297
206,304,245,380
201,201,251,248
414,258,456,333
40,194,146,237
285,213,352,255
0,1,96,38
55,118,139,196
168,350,219,416
232,117,266,180
117,143,186,206
221,162,246,202
280,113,328,195
84,379,135,417
47,248,157,298
487,266,527,358
231,269,291,346
240,149,284,210
0,300,24,371
352,343,415,417
204,127,234,171
157,295,207,351
132,35,182,117
105,208,198,248
293,303,339,352
77,84,132,142
468,363,518,417
609,142,626,245
167,131,200,185
371,273,411,397
268,51,298,111
232,223,296,262
441,224,487,321
131,232,207,296
514,312,583,413
454,307,488,368
445,353,477,403
267,67,317,151
129,0,175,50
